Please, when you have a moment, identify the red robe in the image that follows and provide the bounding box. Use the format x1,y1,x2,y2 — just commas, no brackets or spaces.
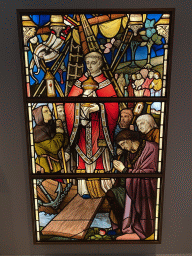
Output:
65,73,119,171
142,78,153,97
127,79,134,109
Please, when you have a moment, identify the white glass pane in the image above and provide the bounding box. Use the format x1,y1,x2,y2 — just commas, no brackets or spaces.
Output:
24,51,28,67
158,150,162,162
29,121,33,133
165,48,168,60
28,106,32,121
161,102,165,113
157,178,161,189
158,161,162,172
31,146,35,158
32,159,36,174
159,138,163,150
164,61,167,75
155,230,158,240
156,188,160,205
162,87,166,96
35,198,38,210
156,205,159,218
160,112,164,125
25,67,29,76
155,217,159,230
30,133,34,146
26,76,29,83
160,125,163,138
36,221,40,232
35,210,39,221
33,184,37,199
37,232,40,241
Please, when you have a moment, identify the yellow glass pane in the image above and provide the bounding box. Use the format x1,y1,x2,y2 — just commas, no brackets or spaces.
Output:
145,233,154,240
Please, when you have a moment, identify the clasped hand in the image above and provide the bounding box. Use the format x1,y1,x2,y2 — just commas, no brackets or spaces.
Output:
113,160,125,172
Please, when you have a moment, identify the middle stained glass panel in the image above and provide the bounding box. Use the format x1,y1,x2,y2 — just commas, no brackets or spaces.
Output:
28,101,165,175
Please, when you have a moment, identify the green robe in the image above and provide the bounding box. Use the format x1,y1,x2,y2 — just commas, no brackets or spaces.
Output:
111,178,126,209
35,133,64,173
111,152,127,209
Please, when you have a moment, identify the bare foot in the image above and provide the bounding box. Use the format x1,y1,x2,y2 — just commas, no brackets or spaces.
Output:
116,233,140,240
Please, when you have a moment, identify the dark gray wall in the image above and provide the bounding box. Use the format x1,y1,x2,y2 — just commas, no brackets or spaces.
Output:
0,0,191,255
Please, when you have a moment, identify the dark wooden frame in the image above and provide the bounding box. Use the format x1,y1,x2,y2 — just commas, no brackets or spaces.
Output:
17,8,175,244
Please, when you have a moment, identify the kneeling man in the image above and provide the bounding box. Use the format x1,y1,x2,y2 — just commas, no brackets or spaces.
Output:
106,130,158,240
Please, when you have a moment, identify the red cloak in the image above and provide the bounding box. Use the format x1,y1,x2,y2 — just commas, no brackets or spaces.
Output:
65,73,119,171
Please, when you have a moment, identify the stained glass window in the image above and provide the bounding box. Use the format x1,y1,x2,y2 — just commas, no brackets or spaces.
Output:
18,9,174,243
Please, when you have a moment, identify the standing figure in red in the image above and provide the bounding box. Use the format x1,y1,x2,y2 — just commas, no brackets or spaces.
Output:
65,52,119,198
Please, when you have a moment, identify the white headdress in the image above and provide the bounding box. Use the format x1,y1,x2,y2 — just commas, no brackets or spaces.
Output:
136,114,158,129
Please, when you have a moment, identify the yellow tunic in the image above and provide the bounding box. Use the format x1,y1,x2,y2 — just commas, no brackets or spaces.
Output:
144,128,160,144
149,79,162,91
35,133,64,173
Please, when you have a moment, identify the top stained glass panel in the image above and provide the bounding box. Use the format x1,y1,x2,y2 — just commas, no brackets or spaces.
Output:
20,13,171,98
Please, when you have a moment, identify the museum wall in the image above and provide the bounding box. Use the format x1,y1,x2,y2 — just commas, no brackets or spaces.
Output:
0,0,191,255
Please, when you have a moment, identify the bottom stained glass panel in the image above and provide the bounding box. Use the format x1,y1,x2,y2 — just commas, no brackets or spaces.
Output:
33,178,161,242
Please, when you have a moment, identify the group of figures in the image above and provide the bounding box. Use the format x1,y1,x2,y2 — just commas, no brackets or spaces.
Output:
116,69,162,98
20,12,172,242
32,51,160,240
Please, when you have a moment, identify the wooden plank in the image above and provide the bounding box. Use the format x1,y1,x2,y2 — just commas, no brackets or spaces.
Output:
42,194,104,239
54,195,103,221
42,220,91,239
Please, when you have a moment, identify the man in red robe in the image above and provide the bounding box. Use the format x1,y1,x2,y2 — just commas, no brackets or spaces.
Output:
65,51,119,198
